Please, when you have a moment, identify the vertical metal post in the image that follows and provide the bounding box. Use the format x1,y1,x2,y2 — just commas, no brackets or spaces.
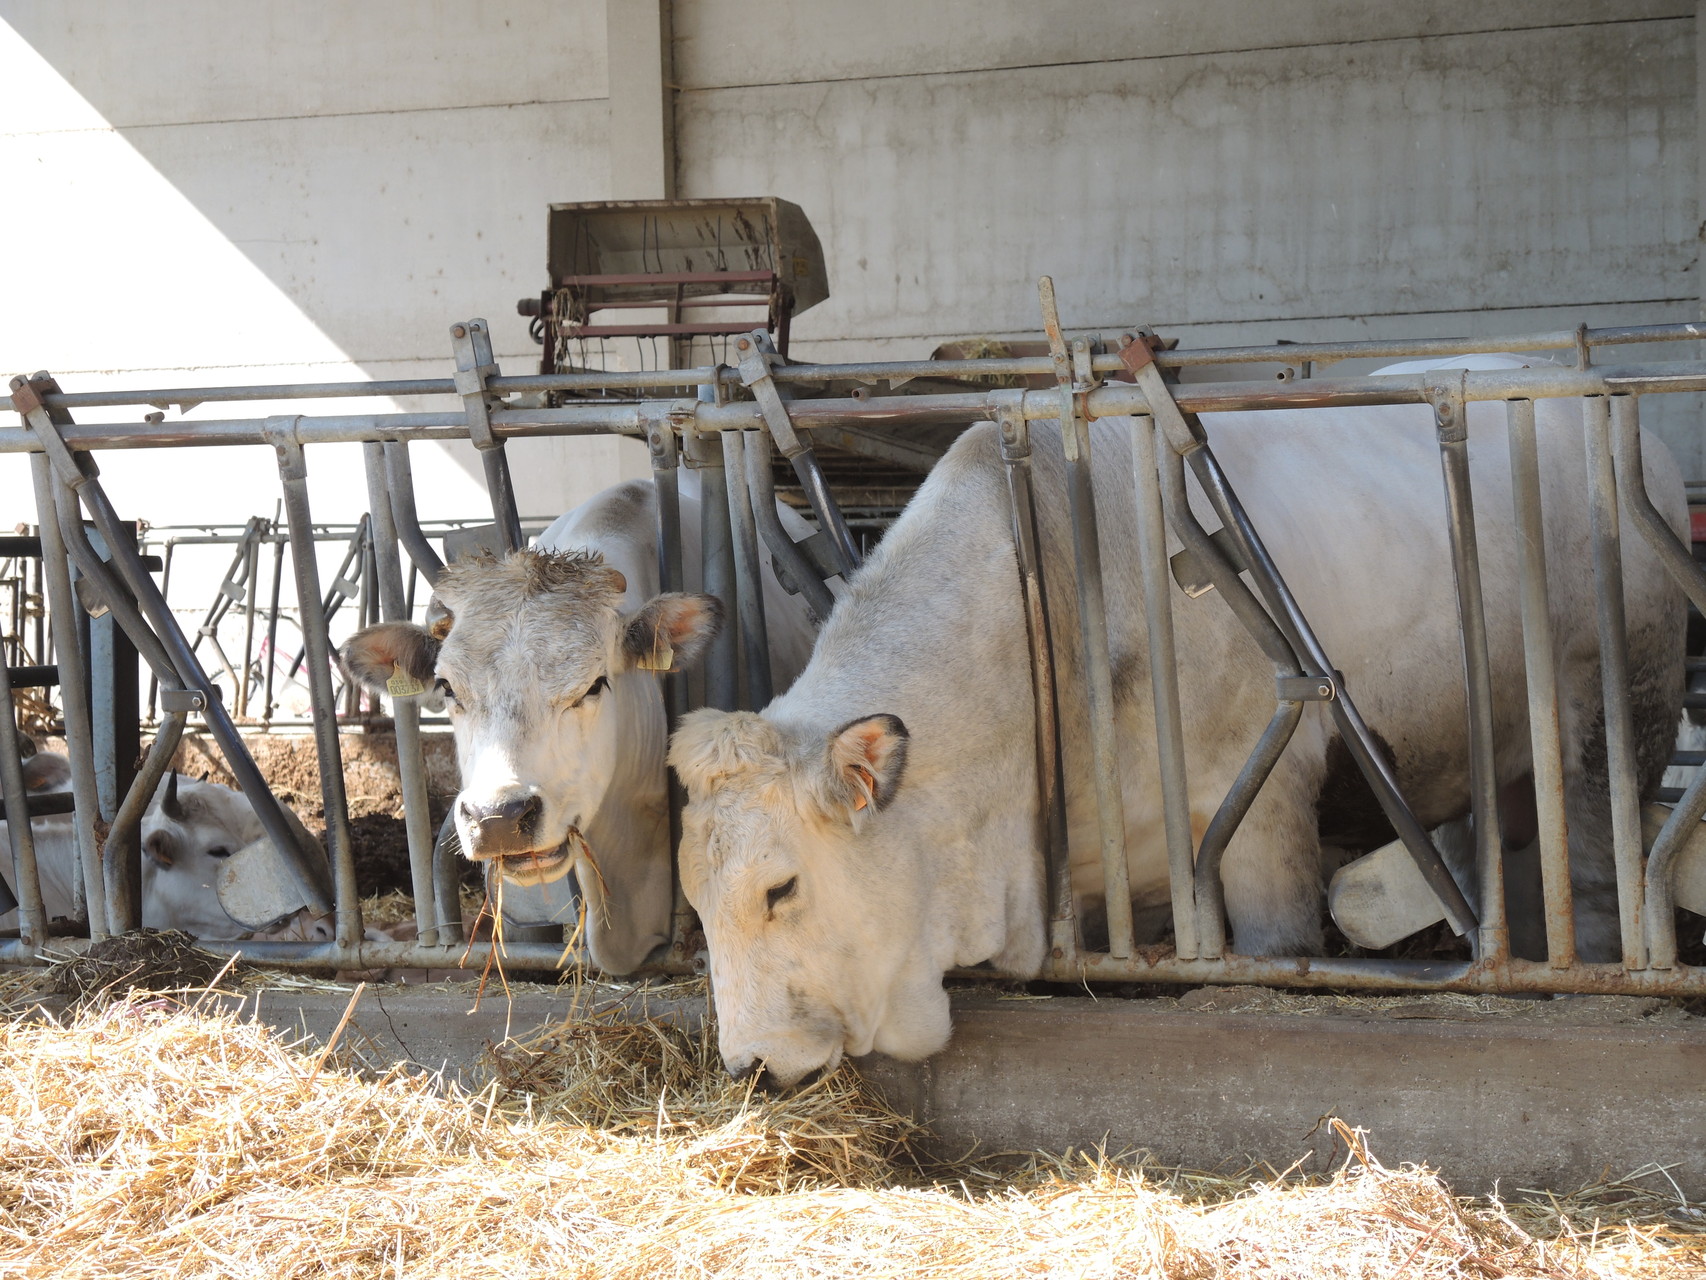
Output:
994,404,1076,966
0,672,47,945
363,442,441,946
237,523,261,717
1504,399,1576,967
103,709,187,934
267,417,362,948
1607,394,1702,970
262,526,286,723
721,430,773,710
1131,415,1199,960
383,442,446,585
28,454,106,938
1057,391,1134,958
745,428,836,622
1582,395,1647,969
147,539,175,721
1431,378,1506,963
84,518,140,823
691,417,739,711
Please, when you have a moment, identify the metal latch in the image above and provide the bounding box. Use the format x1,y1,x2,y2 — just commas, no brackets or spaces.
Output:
159,687,210,713
1277,672,1340,702
1169,527,1247,598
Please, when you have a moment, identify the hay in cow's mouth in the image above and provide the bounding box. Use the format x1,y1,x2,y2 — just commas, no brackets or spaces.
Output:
493,828,588,888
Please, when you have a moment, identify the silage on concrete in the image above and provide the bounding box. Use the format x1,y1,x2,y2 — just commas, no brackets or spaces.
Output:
0,990,1699,1279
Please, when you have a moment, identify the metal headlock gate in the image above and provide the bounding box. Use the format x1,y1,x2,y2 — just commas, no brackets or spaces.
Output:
5,291,1706,997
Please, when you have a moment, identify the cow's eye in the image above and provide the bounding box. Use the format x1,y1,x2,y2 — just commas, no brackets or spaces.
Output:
765,877,797,911
207,846,232,860
435,678,457,703
574,674,609,706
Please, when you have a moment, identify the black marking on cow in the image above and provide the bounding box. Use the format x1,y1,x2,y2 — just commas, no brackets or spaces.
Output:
1315,728,1402,853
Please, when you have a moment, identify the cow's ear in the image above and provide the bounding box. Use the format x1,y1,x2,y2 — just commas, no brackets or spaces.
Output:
823,715,909,825
340,622,439,696
621,593,724,674
669,708,780,797
21,752,69,793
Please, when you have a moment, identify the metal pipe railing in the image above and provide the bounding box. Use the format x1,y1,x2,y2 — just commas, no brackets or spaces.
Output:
6,315,1706,998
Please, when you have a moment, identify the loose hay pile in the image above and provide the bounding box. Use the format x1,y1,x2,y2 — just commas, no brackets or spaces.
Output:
0,994,1699,1279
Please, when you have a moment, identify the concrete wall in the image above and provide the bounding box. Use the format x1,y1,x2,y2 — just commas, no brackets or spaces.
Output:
675,0,1701,464
0,2,1700,603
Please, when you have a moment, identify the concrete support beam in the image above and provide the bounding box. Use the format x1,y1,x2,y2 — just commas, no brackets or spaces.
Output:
606,0,675,199
221,987,1706,1197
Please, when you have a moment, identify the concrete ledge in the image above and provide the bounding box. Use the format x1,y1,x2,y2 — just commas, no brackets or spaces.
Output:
222,984,1706,1196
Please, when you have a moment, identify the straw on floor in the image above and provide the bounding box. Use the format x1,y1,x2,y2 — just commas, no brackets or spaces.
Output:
0,988,1699,1279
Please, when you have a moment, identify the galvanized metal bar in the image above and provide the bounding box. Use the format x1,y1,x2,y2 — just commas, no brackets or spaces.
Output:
451,319,525,554
22,320,1704,413
1430,376,1507,962
432,812,465,946
27,454,107,939
1185,445,1478,937
720,430,773,710
1606,394,1698,970
1192,698,1307,955
16,360,1706,454
262,525,286,722
1037,289,1133,960
237,523,262,716
0,672,48,946
743,426,837,622
1581,396,1647,969
266,417,360,946
363,442,440,947
689,423,740,713
383,441,446,585
1131,415,1199,960
994,404,1076,965
102,711,186,934
1503,399,1576,967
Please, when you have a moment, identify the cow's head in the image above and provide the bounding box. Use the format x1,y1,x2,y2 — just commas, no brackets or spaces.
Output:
669,707,937,1088
341,549,722,974
141,772,266,939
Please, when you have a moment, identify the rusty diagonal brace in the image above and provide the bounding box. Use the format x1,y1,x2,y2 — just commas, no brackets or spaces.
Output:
1117,333,1477,936
734,329,861,578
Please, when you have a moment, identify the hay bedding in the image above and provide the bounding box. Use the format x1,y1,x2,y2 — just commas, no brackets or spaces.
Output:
0,990,1697,1280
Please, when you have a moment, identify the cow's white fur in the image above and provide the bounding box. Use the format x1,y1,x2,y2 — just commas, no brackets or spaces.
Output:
1,763,311,939
343,475,829,975
672,358,1686,1084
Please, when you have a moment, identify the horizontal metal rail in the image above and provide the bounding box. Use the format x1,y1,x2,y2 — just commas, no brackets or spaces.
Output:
8,360,1706,453
4,315,1704,1001
21,321,1704,413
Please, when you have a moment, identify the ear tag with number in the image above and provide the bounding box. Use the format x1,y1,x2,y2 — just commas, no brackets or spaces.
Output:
635,633,674,672
386,663,427,698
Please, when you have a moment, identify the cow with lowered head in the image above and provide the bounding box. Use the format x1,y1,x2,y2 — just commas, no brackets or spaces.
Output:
670,357,1687,1087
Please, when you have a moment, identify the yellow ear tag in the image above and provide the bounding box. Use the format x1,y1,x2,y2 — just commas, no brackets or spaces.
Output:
635,635,674,672
386,663,426,698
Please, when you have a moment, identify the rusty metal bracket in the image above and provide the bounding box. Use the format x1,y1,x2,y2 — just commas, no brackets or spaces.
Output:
734,329,860,577
451,319,525,553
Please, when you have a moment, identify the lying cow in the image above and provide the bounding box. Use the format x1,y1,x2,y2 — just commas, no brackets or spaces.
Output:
341,474,832,974
669,356,1685,1084
1,759,325,941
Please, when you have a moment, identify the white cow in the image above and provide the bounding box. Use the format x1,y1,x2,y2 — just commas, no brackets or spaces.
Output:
1,759,322,940
341,474,833,975
670,358,1686,1085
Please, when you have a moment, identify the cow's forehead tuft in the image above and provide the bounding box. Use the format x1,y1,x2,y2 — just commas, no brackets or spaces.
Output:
436,547,622,608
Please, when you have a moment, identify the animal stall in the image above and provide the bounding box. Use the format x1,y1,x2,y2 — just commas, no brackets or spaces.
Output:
4,272,1706,999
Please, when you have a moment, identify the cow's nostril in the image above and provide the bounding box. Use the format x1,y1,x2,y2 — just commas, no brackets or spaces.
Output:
728,1059,760,1084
